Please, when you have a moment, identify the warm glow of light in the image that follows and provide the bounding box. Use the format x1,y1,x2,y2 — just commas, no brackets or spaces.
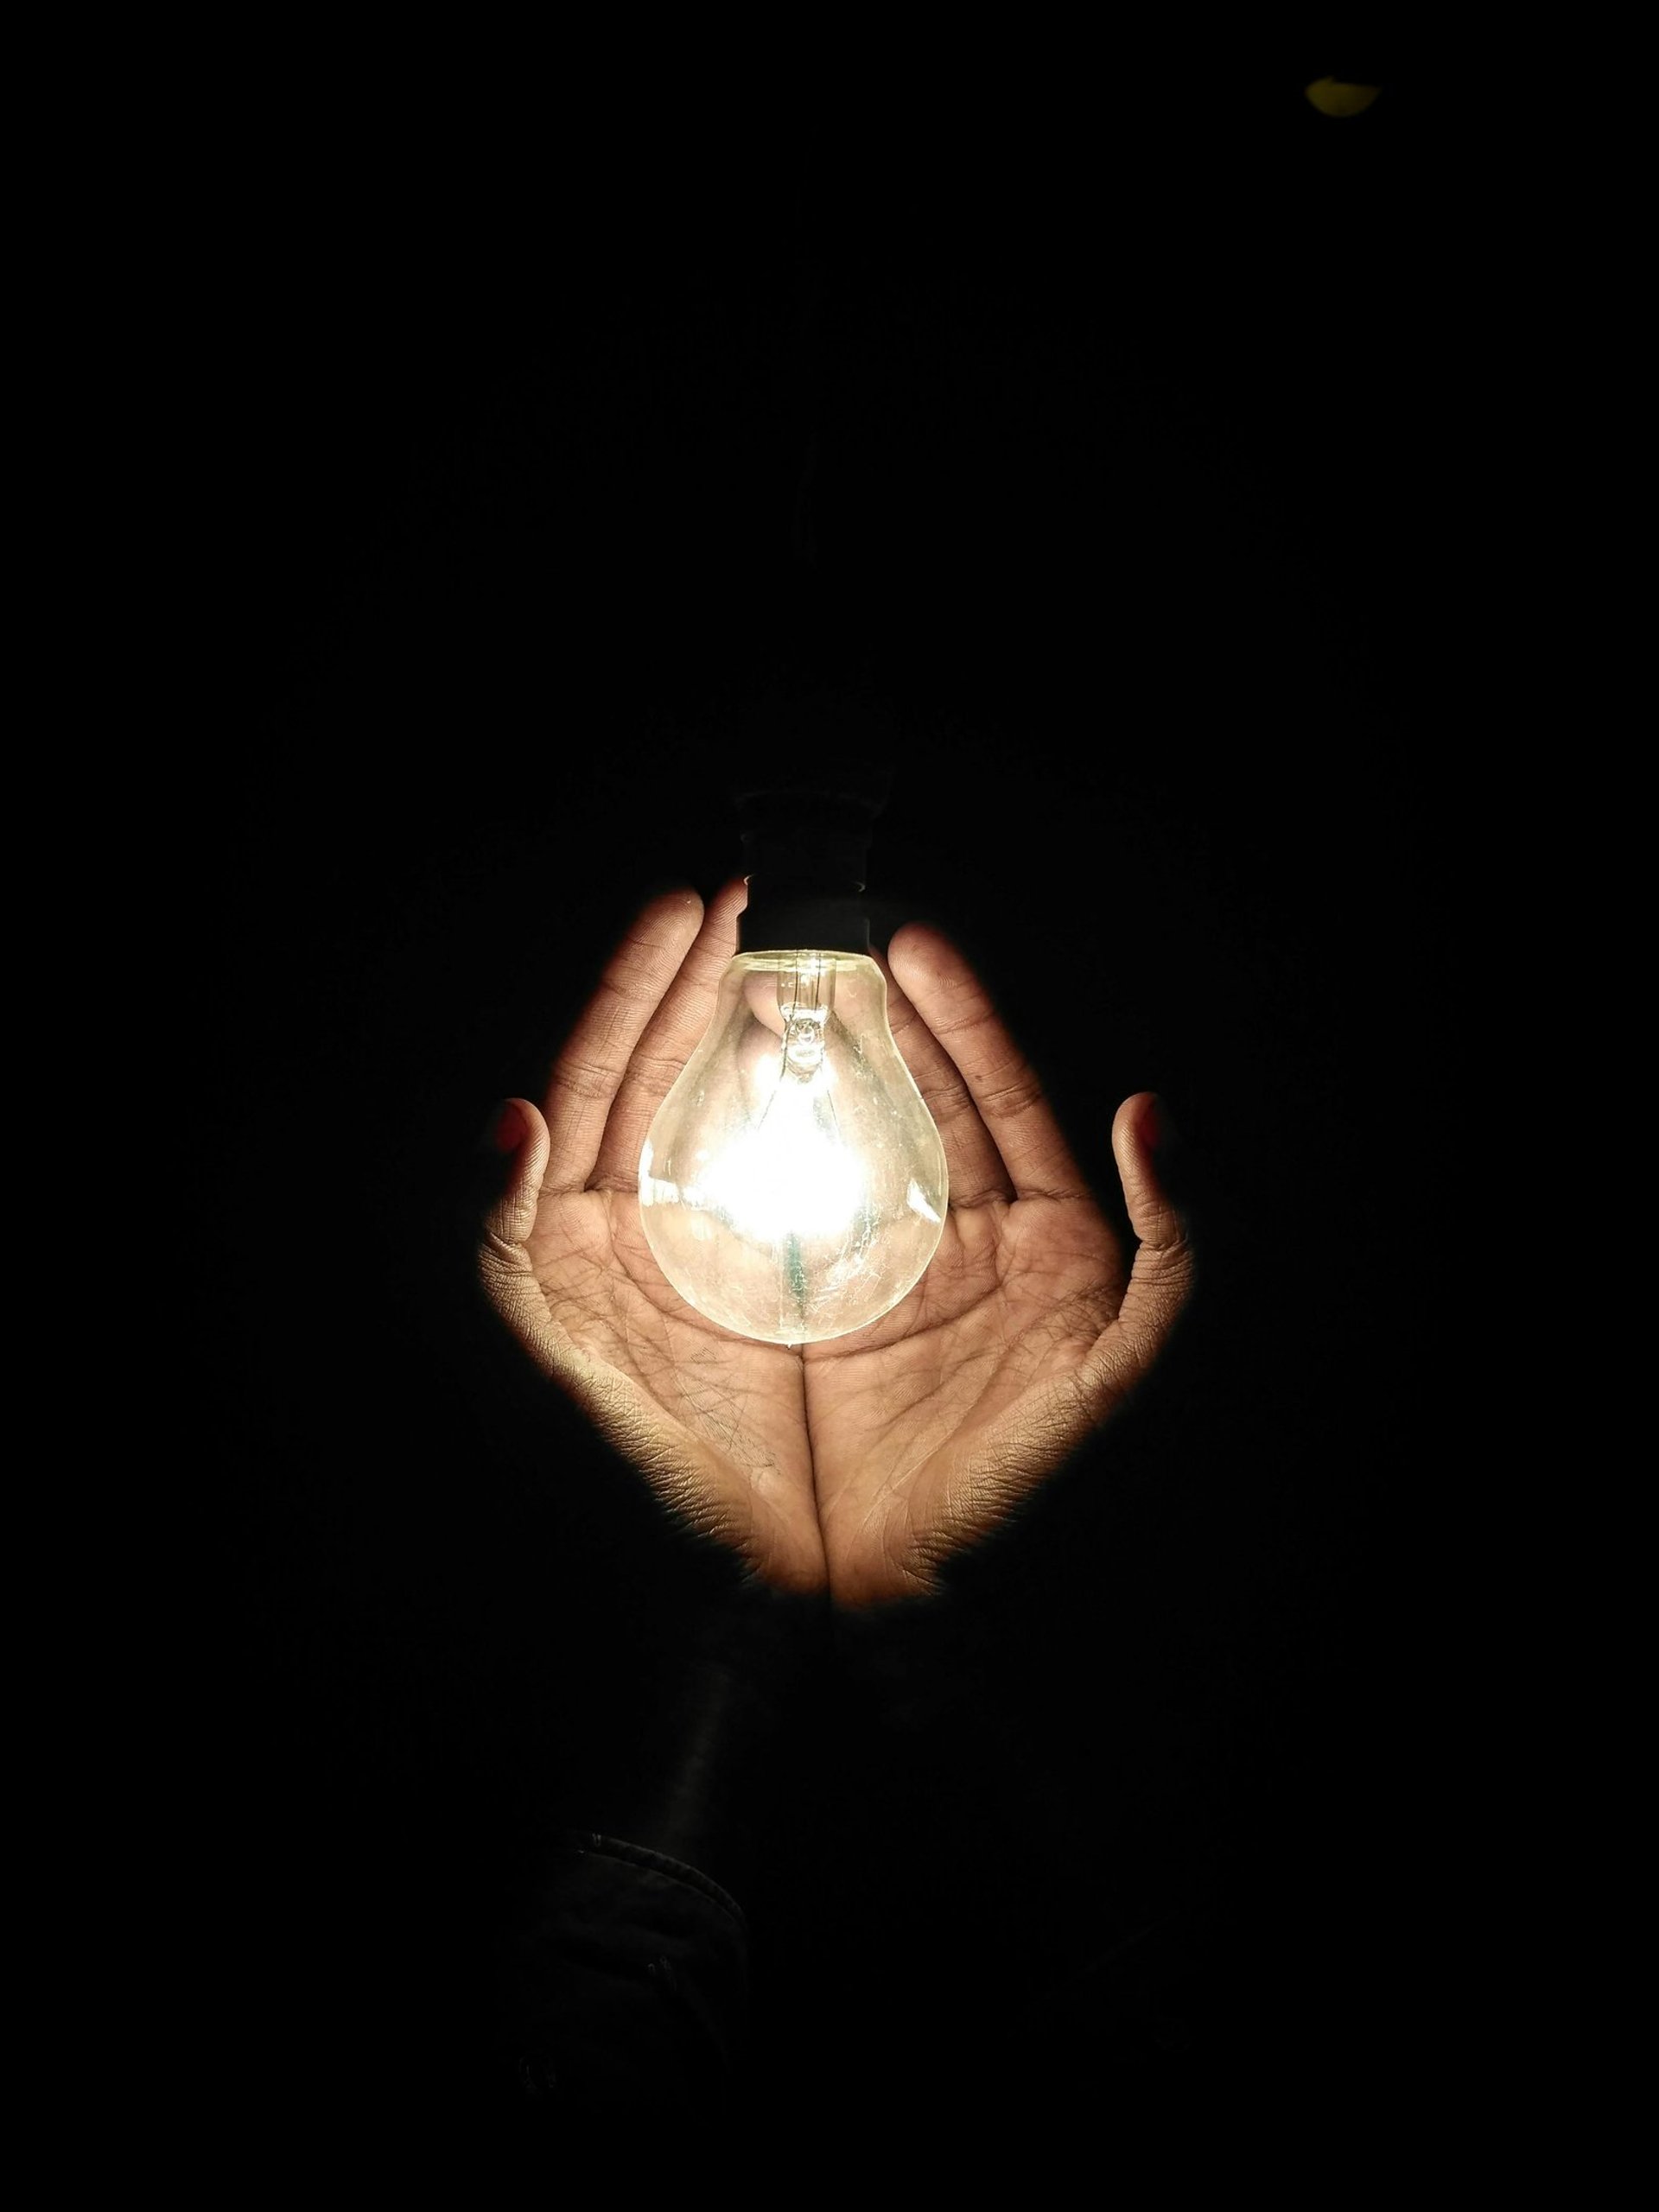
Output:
1305,77,1382,117
685,1075,868,1246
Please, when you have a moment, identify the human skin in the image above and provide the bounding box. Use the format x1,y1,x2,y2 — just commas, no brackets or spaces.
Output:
478,877,1197,1606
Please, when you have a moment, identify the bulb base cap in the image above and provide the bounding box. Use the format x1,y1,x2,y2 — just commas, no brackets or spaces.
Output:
736,893,870,956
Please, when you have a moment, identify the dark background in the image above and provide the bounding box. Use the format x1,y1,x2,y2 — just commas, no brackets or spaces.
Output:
203,56,1468,2126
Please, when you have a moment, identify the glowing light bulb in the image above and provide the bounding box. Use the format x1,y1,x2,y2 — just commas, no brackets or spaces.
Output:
639,944,948,1344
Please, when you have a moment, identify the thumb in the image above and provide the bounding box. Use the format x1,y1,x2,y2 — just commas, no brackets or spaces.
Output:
1109,1090,1198,1353
479,1096,551,1249
1111,1091,1192,1250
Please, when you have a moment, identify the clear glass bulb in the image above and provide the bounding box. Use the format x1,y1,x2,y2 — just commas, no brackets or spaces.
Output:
639,948,948,1344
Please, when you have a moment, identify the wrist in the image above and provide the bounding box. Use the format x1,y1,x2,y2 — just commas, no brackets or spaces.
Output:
556,1573,830,1901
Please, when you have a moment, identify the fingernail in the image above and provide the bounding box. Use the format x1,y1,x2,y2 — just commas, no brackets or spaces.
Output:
484,1099,524,1154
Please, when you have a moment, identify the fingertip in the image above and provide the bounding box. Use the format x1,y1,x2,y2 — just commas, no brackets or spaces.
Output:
634,881,706,933
1113,1090,1153,1158
480,1094,550,1168
1114,1094,1173,1211
1118,1091,1183,1154
1140,1091,1173,1156
676,874,744,956
886,918,956,984
484,1097,527,1154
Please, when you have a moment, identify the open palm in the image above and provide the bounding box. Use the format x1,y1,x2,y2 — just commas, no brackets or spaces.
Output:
477,879,1195,1605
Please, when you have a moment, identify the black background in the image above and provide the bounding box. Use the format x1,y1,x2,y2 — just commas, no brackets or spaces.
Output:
202,54,1469,2129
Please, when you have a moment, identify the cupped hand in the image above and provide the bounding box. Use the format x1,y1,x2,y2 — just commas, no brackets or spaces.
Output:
477,879,1196,1605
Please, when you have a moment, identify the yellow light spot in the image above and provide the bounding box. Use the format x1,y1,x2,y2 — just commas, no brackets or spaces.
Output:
1305,77,1382,118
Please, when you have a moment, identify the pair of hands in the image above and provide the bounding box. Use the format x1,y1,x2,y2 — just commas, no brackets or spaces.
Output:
477,878,1196,1606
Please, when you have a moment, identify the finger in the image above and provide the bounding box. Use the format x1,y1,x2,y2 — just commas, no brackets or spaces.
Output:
476,1096,561,1353
878,938,1013,1206
1096,1091,1198,1370
887,922,1091,1205
479,1096,552,1245
592,875,748,1189
540,887,706,1193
